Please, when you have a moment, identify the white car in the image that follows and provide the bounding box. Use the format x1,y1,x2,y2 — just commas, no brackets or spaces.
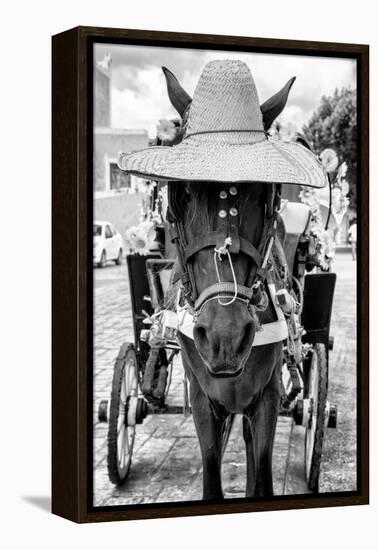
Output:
93,221,124,267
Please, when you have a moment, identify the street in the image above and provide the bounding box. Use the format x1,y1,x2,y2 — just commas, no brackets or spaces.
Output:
93,251,357,506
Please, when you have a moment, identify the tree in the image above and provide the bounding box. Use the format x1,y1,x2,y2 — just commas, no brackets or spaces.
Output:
303,88,357,211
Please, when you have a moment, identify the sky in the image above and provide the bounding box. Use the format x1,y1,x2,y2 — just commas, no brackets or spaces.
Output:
94,43,356,138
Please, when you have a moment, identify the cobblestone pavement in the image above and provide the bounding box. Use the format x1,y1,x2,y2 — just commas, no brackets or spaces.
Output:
93,251,356,506
319,252,357,492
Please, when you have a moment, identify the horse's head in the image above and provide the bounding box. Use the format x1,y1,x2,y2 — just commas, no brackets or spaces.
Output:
162,65,296,378
178,181,267,377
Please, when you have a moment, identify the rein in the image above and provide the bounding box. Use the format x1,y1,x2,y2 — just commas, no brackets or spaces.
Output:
168,182,281,318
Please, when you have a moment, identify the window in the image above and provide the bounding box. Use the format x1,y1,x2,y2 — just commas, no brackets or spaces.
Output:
93,224,102,236
109,162,131,190
105,225,113,238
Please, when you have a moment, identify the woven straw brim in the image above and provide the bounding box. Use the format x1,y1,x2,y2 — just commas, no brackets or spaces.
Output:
118,133,327,188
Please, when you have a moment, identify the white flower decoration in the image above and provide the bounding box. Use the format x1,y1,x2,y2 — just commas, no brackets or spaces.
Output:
156,119,177,142
320,148,338,173
125,221,156,255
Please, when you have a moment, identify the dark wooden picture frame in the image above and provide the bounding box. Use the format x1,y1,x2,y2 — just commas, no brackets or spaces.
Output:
52,26,369,523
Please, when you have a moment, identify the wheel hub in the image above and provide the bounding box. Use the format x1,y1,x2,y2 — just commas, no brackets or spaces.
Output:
294,398,337,429
126,396,148,426
293,398,312,427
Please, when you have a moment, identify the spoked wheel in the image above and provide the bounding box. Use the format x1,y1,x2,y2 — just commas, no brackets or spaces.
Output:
304,343,328,492
107,343,139,485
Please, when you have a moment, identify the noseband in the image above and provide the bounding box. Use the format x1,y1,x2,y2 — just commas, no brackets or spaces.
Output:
168,182,281,317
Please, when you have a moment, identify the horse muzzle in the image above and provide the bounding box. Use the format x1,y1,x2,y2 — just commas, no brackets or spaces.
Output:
193,301,255,379
205,364,244,378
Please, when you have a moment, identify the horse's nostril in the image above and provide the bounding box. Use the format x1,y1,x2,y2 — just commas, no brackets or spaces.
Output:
194,324,220,355
194,324,209,347
195,324,207,341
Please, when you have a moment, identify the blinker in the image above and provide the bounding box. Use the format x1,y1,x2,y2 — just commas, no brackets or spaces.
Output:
230,186,238,196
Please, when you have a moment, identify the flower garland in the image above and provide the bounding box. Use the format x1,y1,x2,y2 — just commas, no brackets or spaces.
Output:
298,185,335,269
124,183,167,255
298,148,349,269
124,118,179,255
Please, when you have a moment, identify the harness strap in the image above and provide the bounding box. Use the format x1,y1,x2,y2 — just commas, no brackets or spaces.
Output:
184,233,262,266
240,237,263,266
195,282,254,312
183,232,220,261
246,208,277,288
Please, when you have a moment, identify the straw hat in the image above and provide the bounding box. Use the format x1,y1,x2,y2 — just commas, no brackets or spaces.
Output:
118,60,327,188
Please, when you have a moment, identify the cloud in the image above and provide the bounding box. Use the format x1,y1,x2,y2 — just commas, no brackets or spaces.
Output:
95,43,207,91
111,67,178,133
95,44,356,137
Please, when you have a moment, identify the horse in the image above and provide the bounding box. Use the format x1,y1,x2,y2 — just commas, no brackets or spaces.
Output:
160,66,295,500
175,182,284,499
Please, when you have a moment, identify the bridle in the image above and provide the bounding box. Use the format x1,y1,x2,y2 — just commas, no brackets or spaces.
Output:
167,181,281,318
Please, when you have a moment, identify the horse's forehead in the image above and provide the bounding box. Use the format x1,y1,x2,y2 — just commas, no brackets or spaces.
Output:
187,181,265,198
182,181,265,240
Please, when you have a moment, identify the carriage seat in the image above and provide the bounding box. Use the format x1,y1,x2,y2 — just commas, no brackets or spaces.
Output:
279,201,311,274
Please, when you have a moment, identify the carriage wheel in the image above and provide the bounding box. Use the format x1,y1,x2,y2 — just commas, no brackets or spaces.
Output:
107,343,139,485
304,343,328,492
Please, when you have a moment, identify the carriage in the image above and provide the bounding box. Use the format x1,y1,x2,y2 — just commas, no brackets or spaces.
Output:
98,190,338,494
98,59,338,497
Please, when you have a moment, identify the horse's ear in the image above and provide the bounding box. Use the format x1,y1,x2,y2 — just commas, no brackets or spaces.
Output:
162,66,192,118
260,77,296,131
295,131,312,150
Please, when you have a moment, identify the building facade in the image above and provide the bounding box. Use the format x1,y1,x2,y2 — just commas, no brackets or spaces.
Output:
94,128,148,194
94,55,149,236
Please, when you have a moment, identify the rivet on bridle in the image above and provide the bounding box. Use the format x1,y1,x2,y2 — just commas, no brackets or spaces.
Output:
230,186,238,196
218,209,227,218
230,207,238,216
219,190,227,199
